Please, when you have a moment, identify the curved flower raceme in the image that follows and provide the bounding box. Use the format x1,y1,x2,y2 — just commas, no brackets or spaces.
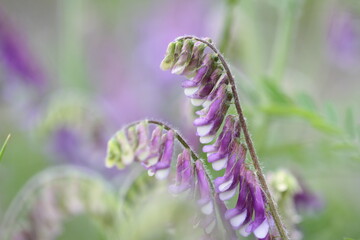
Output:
106,121,175,180
160,37,273,239
105,120,221,237
161,38,232,146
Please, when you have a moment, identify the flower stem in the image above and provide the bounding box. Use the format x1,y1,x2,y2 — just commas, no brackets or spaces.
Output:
179,36,291,240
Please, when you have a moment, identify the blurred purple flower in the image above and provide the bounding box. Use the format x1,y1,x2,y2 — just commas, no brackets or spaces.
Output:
52,128,83,165
294,177,324,213
328,10,360,68
0,8,45,87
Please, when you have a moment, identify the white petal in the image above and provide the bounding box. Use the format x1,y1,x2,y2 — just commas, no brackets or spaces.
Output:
201,201,213,215
190,98,205,106
144,157,158,167
200,135,215,144
212,157,228,171
137,151,149,162
148,169,155,176
254,219,269,239
155,168,170,180
184,87,199,96
105,161,114,168
123,155,133,165
202,100,212,108
197,124,213,137
206,152,216,157
219,176,234,192
239,223,251,237
230,210,247,228
219,187,237,201
171,65,185,75
205,219,216,234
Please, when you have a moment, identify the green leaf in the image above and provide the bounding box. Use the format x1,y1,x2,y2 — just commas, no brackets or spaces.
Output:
262,78,292,105
0,134,11,163
261,104,341,134
324,102,338,125
345,108,356,139
296,93,317,111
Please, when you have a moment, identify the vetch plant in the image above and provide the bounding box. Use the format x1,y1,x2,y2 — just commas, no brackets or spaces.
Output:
105,36,291,239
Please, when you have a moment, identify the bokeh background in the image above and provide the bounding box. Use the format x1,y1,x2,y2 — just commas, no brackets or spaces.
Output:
0,0,359,239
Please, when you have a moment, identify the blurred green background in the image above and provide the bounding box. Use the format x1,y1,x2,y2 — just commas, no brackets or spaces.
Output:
0,0,359,239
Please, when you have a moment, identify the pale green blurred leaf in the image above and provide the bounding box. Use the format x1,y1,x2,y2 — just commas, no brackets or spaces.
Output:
324,103,338,125
261,104,341,134
296,93,317,111
262,79,292,104
345,108,356,139
0,134,11,163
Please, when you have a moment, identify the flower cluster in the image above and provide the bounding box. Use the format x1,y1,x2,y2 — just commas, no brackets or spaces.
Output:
106,121,175,180
160,37,271,239
106,120,218,237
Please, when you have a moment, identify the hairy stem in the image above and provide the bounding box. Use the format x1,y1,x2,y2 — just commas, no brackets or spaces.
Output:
179,36,290,240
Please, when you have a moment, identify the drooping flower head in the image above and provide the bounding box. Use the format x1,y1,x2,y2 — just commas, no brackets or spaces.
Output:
105,120,225,237
161,36,274,239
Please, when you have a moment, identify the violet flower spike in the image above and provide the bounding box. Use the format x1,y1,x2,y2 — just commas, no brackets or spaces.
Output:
160,36,290,239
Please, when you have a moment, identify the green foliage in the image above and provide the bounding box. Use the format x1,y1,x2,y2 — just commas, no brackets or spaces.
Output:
0,167,119,240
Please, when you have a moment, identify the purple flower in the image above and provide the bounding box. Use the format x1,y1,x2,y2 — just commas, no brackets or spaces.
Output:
169,149,194,194
328,10,360,68
107,122,176,180
161,38,233,148
0,8,45,87
225,168,270,239
203,115,240,170
214,142,245,201
141,126,163,167
148,129,175,180
294,175,324,213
